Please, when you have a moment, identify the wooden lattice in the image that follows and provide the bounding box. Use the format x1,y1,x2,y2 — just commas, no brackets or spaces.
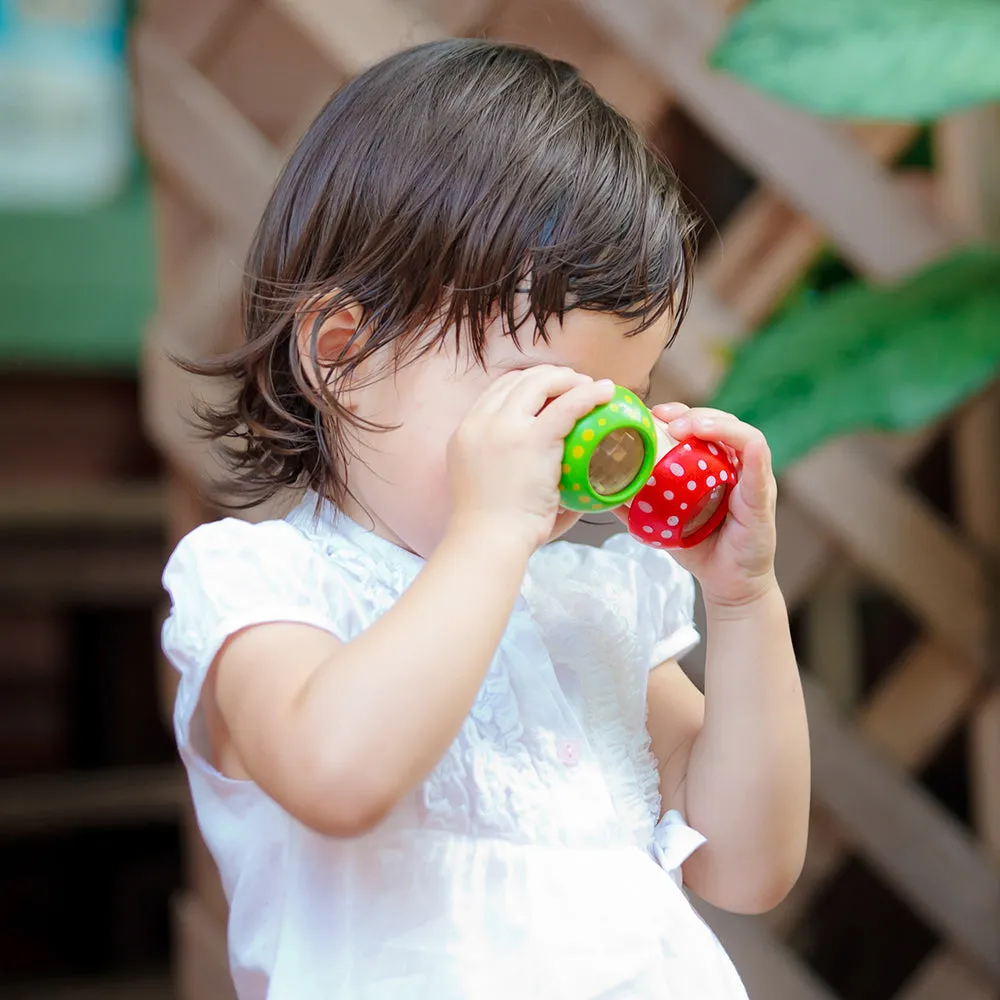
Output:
132,2,1000,998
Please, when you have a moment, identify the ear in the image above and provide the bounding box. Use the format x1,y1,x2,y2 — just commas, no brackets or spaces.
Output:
295,292,367,394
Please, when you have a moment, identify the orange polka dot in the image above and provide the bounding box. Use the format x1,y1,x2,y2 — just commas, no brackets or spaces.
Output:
572,446,584,459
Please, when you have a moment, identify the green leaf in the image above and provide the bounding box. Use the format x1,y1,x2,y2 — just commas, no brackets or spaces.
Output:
710,0,1000,120
708,248,1000,473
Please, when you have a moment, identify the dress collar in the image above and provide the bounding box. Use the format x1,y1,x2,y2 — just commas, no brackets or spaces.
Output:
286,491,426,578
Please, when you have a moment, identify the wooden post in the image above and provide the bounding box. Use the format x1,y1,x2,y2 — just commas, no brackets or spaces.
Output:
804,564,863,712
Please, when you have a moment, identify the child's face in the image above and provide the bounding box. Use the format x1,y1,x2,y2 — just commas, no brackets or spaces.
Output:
340,306,674,558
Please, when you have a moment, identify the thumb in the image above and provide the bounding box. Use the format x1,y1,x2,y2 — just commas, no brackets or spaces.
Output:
734,434,774,516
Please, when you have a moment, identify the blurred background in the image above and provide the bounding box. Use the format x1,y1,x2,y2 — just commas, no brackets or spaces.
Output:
0,1,997,999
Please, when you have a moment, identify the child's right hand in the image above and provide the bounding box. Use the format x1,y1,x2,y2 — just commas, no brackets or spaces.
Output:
447,365,615,552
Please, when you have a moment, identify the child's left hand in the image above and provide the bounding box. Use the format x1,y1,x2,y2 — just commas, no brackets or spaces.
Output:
651,402,778,609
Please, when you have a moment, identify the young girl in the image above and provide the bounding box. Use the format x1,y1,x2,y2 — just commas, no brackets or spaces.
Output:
162,39,810,999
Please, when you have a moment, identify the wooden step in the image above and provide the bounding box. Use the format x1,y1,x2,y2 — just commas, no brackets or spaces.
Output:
0,538,166,603
6,974,173,1000
0,764,186,836
0,482,167,602
0,482,165,531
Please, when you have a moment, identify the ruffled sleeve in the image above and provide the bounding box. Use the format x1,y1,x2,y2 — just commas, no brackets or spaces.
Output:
601,532,700,669
161,517,361,757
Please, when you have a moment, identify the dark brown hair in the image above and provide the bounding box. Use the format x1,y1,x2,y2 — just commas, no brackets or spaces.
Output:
185,38,695,509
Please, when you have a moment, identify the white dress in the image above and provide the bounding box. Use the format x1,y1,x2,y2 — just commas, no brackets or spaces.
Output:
162,493,748,1000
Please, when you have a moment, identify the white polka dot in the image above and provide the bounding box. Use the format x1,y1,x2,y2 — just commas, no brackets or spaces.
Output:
680,503,688,510
698,460,708,471
642,525,654,533
663,490,674,500
637,501,653,513
720,470,728,481
667,516,679,526
652,541,662,547
669,463,685,476
708,444,718,456
706,476,716,487
683,443,692,451
687,480,697,490
661,529,673,539
647,476,657,487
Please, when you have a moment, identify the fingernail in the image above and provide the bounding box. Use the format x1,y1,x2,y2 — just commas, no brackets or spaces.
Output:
597,379,615,390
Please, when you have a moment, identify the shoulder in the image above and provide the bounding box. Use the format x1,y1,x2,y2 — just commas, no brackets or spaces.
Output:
161,514,365,672
163,516,325,595
162,515,347,624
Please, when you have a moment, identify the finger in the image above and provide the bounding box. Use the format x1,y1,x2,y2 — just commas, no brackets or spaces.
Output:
665,408,764,455
733,433,775,515
535,379,616,438
501,365,600,417
651,402,689,421
473,368,531,415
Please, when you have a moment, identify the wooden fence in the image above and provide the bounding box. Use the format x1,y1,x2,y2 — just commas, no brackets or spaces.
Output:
133,2,1000,998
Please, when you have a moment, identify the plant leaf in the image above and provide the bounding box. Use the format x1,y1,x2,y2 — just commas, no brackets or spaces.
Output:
707,248,1000,473
710,0,1000,120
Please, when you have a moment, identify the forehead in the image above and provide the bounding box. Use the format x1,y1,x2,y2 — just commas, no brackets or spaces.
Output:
490,309,673,390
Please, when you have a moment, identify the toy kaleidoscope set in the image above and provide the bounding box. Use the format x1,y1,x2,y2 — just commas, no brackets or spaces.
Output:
560,386,737,549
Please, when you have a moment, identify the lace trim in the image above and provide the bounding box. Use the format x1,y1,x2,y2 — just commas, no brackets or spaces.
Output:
555,599,662,848
522,561,662,850
420,659,533,839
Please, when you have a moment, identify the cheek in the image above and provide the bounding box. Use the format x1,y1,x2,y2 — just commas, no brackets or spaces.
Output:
400,437,452,509
366,420,457,556
349,357,488,554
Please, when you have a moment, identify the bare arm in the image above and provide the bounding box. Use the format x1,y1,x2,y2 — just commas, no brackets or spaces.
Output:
208,366,615,837
647,581,809,914
645,403,810,914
